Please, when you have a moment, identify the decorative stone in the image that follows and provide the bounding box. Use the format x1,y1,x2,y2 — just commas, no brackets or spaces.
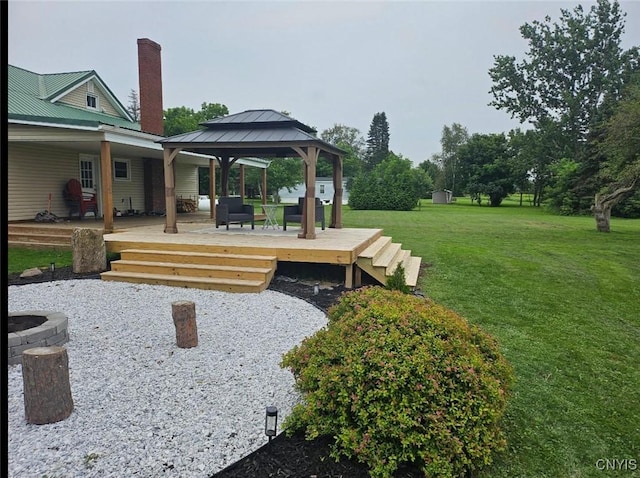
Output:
22,346,74,424
172,301,198,348
20,268,43,278
71,228,107,273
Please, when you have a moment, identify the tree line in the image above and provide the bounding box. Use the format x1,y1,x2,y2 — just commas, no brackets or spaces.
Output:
128,0,639,231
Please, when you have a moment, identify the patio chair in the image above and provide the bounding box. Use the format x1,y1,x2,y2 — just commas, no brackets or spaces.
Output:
283,197,325,231
215,196,255,230
63,178,98,219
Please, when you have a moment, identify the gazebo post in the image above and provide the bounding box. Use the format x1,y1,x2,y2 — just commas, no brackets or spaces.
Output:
331,154,344,228
163,147,181,233
261,169,268,204
209,157,216,221
239,165,245,199
294,146,319,239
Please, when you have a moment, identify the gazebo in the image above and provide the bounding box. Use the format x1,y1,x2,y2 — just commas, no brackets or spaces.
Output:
158,109,347,239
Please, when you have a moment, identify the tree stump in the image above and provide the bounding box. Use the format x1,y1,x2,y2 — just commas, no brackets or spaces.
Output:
172,301,198,348
22,346,74,425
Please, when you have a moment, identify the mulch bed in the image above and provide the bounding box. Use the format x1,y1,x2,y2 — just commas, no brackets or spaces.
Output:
8,266,426,478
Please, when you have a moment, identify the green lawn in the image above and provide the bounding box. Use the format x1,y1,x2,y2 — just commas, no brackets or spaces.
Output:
8,201,639,476
343,201,640,477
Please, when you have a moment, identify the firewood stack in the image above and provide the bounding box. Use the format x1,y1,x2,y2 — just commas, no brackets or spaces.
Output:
176,197,197,213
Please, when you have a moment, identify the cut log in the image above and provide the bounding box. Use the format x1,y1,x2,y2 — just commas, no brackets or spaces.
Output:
22,346,74,425
172,301,198,348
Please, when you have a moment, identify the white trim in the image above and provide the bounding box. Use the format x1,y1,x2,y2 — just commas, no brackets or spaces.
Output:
9,119,101,132
113,158,131,181
49,75,134,122
86,92,99,110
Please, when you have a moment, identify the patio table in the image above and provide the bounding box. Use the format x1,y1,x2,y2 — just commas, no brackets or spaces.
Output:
261,204,280,229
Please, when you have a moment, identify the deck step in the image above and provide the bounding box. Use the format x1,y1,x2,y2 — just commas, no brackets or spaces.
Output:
8,224,78,249
101,271,267,293
8,240,71,250
404,256,422,287
111,260,273,282
119,249,277,269
356,238,422,289
373,242,402,268
104,248,277,293
358,236,392,261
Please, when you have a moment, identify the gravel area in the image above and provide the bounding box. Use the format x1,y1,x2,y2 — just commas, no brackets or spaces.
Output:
7,280,328,478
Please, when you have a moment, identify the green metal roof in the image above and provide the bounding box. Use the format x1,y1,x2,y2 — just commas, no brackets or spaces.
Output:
8,65,141,131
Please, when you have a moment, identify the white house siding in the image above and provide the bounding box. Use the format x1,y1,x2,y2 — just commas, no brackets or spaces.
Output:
175,163,199,201
58,82,120,117
112,158,145,213
8,143,88,221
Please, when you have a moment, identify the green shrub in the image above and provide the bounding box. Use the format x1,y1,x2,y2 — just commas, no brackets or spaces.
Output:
348,154,428,211
281,287,513,478
385,263,410,294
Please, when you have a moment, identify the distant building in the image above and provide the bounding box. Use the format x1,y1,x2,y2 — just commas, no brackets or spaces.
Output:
432,190,453,204
278,177,349,205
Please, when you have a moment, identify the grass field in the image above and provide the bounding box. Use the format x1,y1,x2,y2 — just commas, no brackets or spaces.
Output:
8,200,639,476
343,200,640,477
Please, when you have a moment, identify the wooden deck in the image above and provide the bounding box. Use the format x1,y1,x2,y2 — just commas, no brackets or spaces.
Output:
10,214,422,293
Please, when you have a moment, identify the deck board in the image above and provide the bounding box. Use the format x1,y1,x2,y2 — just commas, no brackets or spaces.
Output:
104,224,383,266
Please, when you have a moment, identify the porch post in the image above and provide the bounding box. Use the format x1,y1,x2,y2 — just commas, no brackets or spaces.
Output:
331,154,344,228
163,147,181,233
239,165,245,200
100,141,114,233
209,158,216,221
261,168,268,204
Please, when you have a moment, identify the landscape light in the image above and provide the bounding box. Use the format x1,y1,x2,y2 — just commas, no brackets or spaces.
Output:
265,406,278,441
49,262,55,279
313,283,319,296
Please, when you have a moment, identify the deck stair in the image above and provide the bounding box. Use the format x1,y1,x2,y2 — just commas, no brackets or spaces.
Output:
101,248,277,293
356,236,421,288
8,224,73,249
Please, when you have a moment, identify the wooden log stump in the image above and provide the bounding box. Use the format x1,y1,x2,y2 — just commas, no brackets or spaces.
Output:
172,301,198,348
22,346,74,425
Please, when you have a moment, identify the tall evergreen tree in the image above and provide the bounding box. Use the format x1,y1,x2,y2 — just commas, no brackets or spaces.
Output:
364,112,390,171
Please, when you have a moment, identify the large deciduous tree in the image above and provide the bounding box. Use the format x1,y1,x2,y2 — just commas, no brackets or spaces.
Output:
163,102,229,137
592,79,640,231
489,0,639,214
489,0,637,155
458,133,514,207
320,124,365,179
438,123,469,196
364,112,390,172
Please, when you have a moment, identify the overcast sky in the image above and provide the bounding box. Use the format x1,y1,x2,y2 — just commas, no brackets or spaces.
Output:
8,0,640,164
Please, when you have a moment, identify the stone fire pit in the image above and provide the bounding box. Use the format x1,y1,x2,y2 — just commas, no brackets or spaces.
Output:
7,311,69,365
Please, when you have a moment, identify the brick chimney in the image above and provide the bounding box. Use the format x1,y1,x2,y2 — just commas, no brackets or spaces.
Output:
137,38,164,135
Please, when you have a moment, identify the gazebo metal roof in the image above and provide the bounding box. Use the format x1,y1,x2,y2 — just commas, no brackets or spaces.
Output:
159,109,346,158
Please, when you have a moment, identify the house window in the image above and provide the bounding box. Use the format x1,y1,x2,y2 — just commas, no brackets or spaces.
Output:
86,93,98,109
113,159,130,181
320,184,325,194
